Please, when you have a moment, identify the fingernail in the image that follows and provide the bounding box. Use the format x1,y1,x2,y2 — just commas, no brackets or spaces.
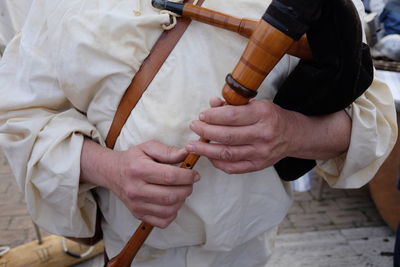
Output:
194,174,201,182
178,148,187,154
186,143,195,151
199,113,205,121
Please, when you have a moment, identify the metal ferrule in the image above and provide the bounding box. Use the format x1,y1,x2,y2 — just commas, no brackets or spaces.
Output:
152,0,184,15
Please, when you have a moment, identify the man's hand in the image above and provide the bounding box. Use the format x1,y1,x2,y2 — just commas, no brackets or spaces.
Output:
80,139,200,228
186,97,351,174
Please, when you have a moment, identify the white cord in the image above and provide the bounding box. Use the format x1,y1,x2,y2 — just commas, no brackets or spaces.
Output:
160,10,180,30
159,0,183,30
0,246,10,257
133,0,142,16
61,238,95,259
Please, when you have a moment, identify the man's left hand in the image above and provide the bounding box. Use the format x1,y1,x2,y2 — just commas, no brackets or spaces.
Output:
186,96,351,175
185,97,298,174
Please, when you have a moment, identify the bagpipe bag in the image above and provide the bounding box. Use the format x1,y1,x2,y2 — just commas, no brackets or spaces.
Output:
268,0,374,180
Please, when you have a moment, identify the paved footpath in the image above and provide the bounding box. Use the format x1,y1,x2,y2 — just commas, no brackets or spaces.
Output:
0,149,49,249
0,149,396,266
266,172,395,267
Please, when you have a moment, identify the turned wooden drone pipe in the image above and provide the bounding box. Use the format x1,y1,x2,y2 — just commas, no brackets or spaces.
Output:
152,0,312,61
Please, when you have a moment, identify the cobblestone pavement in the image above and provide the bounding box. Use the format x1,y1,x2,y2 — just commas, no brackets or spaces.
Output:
279,172,386,234
267,226,394,267
0,149,49,249
0,149,396,266
267,172,395,267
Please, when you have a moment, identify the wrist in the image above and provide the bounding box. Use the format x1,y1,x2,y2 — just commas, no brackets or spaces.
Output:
80,138,120,190
284,110,351,160
279,108,307,158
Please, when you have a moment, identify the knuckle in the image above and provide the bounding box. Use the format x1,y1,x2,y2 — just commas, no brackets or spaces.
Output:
159,216,176,229
125,187,139,201
128,202,144,215
158,221,169,229
248,160,261,172
258,128,274,142
221,133,234,144
159,206,175,218
247,145,257,156
162,193,178,205
227,108,239,123
220,164,235,174
155,221,168,229
129,201,145,215
219,147,233,161
128,163,145,178
257,101,272,117
162,171,176,185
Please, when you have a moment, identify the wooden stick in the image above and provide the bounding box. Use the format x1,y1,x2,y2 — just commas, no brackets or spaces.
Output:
0,235,104,267
107,222,153,267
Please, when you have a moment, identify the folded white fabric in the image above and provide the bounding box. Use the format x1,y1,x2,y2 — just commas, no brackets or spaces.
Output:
0,0,33,55
374,34,400,61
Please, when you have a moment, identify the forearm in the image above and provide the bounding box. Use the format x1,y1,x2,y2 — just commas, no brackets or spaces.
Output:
80,138,117,189
286,109,351,160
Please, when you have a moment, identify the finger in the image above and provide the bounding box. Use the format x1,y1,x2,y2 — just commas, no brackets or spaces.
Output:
185,141,255,162
136,184,194,206
139,163,200,185
209,97,225,108
198,102,260,126
189,120,258,145
140,214,177,229
132,201,181,219
210,159,262,174
141,140,188,164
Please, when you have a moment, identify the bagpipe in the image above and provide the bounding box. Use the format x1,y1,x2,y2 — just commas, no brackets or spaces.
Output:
107,0,373,265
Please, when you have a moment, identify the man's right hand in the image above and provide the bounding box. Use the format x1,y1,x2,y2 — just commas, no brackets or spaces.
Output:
80,139,200,228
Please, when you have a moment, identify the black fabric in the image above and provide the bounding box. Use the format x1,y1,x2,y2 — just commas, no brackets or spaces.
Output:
272,0,374,181
263,0,326,40
395,182,400,267
396,224,400,267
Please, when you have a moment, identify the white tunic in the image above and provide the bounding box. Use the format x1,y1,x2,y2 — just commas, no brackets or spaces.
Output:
0,0,34,54
0,0,397,266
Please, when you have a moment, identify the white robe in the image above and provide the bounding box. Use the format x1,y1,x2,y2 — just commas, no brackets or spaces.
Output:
0,0,33,55
0,0,397,266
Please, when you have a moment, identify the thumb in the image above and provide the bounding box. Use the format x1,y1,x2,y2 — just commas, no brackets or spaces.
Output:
141,140,188,164
209,97,225,108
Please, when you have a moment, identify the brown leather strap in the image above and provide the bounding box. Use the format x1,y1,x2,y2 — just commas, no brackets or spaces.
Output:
105,0,205,149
